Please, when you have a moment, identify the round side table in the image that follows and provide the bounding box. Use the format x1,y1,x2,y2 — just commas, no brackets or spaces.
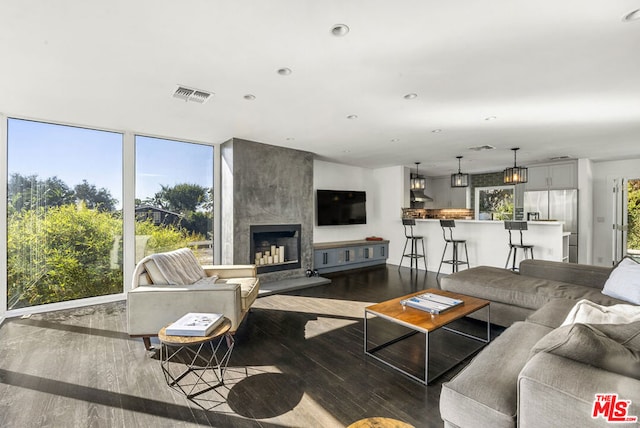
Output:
158,317,234,399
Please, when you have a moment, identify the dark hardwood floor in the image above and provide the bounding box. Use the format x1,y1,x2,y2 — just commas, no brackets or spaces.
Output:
0,266,501,428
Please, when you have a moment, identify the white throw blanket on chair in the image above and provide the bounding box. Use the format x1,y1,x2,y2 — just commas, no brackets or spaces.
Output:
149,248,206,285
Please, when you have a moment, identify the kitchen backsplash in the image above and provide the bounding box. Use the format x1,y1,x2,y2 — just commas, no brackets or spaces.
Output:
402,208,474,219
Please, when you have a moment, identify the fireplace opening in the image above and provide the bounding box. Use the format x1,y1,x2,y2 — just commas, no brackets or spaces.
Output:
250,224,302,274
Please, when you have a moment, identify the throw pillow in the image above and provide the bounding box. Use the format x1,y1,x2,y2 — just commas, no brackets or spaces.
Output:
602,257,640,304
531,323,640,380
143,259,167,284
561,299,640,326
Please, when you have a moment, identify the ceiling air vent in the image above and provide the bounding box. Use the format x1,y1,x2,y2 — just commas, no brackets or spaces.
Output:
468,145,496,151
173,86,212,103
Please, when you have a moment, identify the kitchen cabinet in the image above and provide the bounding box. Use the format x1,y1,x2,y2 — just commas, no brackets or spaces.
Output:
314,240,389,273
430,176,468,208
525,161,577,190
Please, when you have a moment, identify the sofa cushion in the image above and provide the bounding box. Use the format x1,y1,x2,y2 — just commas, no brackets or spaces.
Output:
216,277,260,311
441,266,628,312
519,259,611,289
518,352,640,428
440,267,547,309
602,257,640,304
530,323,640,380
440,321,552,428
526,299,577,329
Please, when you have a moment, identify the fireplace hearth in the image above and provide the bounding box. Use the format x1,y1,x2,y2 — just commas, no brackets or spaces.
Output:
250,224,302,274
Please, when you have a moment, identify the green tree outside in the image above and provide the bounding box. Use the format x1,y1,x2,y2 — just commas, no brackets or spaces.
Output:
627,179,640,252
7,176,210,309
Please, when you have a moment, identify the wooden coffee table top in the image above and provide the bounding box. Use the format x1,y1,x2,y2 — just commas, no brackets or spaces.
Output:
365,288,489,333
158,317,232,346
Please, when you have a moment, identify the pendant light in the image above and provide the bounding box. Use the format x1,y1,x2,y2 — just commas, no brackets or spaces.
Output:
410,162,426,190
451,156,469,187
503,147,528,184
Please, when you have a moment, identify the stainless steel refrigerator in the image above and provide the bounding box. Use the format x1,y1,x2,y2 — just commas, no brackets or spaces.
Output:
523,189,578,262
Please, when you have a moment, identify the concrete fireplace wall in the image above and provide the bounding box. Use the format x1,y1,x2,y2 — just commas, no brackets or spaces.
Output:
220,138,314,282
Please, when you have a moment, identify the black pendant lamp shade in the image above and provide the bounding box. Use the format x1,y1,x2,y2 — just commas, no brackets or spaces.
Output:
410,162,426,190
451,156,469,187
503,148,528,184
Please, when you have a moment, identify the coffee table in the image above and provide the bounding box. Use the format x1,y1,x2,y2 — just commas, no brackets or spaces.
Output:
158,317,234,399
364,288,490,385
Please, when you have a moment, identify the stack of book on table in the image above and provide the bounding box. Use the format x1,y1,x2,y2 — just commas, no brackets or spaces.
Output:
400,293,463,314
166,313,224,336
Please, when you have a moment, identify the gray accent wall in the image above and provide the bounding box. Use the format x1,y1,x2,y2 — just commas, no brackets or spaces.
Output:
221,138,314,282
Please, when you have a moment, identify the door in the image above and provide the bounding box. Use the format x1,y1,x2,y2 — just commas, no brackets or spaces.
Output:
612,178,627,264
611,178,640,264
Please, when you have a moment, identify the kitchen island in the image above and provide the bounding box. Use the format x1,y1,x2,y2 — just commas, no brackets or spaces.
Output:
406,219,565,272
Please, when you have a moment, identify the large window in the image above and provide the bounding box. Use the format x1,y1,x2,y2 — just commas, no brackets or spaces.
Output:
135,136,214,264
7,119,123,310
475,185,514,221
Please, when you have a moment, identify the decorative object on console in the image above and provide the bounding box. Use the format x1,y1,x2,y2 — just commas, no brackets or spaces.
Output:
503,147,528,184
451,155,469,188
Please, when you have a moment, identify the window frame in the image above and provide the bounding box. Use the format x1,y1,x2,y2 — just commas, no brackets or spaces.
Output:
0,116,219,320
474,185,515,221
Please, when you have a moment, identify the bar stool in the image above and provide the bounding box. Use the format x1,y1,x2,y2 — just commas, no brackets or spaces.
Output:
436,220,469,280
505,221,534,271
398,219,426,271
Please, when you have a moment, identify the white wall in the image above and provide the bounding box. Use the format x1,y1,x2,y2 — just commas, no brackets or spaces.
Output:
592,158,640,266
370,166,407,266
313,160,377,242
313,160,408,266
577,159,593,264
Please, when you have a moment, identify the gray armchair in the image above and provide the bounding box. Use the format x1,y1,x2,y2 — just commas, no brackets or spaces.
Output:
126,248,260,349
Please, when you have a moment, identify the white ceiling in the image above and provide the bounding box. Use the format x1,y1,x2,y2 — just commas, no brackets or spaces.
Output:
1,0,639,176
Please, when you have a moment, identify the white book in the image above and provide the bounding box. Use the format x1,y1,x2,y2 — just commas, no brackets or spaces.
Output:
165,313,224,337
401,293,463,314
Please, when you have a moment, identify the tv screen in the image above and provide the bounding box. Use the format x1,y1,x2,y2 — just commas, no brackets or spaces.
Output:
317,190,366,226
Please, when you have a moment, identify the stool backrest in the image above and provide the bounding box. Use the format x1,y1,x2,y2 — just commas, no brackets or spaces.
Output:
440,219,456,241
402,218,416,238
504,221,527,245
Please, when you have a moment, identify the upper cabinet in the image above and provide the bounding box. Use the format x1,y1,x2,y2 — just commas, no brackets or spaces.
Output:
525,161,577,190
429,176,468,208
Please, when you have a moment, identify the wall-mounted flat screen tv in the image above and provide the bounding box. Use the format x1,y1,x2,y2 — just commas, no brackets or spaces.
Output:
317,189,366,226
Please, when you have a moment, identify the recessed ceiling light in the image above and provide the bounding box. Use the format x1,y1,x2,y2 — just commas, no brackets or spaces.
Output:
623,9,640,22
347,114,358,120
331,24,350,36
243,94,256,100
391,138,400,142
485,116,497,121
432,129,442,133
277,68,292,75
404,93,418,100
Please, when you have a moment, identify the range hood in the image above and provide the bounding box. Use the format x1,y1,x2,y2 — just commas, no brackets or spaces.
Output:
411,189,433,202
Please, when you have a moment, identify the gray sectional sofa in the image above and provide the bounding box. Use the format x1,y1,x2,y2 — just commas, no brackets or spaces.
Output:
439,259,640,428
